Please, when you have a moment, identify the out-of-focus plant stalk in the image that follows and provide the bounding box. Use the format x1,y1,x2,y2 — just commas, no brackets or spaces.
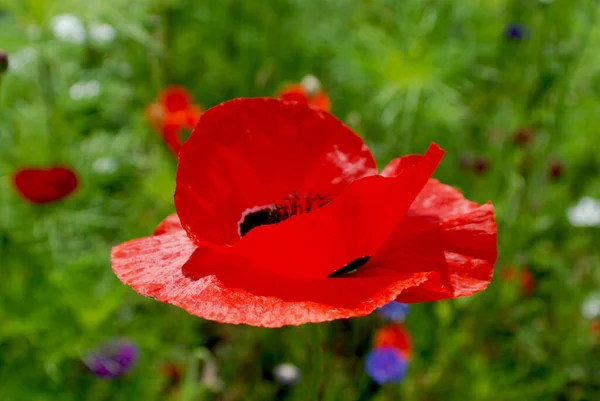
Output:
309,324,323,401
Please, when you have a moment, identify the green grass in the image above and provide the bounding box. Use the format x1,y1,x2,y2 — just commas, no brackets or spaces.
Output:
1,0,600,399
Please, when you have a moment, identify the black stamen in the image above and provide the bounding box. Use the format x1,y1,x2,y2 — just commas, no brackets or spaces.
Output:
328,256,371,278
239,208,278,237
238,192,332,237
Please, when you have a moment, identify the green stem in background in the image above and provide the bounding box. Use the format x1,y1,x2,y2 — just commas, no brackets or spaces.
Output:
309,324,323,401
36,48,56,160
552,0,598,134
180,347,214,401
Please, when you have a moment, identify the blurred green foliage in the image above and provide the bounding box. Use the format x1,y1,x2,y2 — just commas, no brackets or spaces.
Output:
1,0,600,400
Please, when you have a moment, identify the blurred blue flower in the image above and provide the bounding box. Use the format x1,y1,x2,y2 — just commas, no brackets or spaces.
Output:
377,301,409,323
365,347,408,385
51,14,86,44
84,339,138,379
504,23,528,40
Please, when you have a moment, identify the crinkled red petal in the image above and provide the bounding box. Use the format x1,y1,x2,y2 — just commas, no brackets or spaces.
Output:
180,144,443,308
111,216,430,327
160,86,192,113
175,98,377,245
379,157,497,302
13,166,78,204
153,213,183,235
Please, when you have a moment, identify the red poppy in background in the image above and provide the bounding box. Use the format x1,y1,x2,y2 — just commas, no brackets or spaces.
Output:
501,266,535,296
13,166,78,204
278,76,331,111
146,86,203,156
374,325,412,359
112,98,497,327
592,319,600,336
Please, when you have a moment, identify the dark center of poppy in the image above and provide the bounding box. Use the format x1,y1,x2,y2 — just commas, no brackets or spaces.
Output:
238,192,331,237
328,256,371,278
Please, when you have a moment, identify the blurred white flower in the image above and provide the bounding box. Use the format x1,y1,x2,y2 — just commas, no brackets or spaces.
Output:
8,48,37,72
89,23,116,43
69,80,101,100
582,293,600,319
200,357,223,392
301,74,321,96
567,197,600,227
273,363,301,385
51,14,86,44
93,157,118,174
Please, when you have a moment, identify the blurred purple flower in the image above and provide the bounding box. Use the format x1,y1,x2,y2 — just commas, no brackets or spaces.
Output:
84,339,138,379
504,23,528,40
365,347,408,385
377,301,410,323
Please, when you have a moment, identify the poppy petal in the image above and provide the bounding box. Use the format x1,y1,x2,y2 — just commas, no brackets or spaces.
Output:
160,86,192,113
377,162,497,302
180,144,443,308
111,216,430,327
394,203,496,302
153,213,182,235
13,166,78,204
175,98,377,245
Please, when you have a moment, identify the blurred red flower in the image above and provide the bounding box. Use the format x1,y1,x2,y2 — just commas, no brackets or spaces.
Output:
501,266,535,296
374,324,412,359
13,166,78,204
278,82,331,112
547,158,564,181
592,319,600,336
146,86,203,156
112,98,497,327
159,362,183,383
513,128,534,147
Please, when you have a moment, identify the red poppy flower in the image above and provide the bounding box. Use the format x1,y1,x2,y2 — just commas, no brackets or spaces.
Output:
374,324,412,359
278,83,331,112
592,319,600,336
160,362,183,383
112,98,497,327
547,158,564,181
146,86,203,155
501,266,534,296
13,166,78,204
513,128,534,147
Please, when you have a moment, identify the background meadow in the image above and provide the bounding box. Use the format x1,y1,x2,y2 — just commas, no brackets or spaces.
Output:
1,0,600,400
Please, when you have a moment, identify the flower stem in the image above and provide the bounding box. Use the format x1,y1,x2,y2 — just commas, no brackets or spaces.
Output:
309,324,323,401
